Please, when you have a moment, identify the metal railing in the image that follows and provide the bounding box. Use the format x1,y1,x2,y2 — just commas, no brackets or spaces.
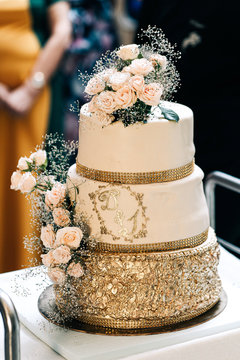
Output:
205,171,240,255
0,289,20,360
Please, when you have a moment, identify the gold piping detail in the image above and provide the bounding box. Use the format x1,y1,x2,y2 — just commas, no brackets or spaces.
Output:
77,298,220,329
76,159,194,184
93,228,209,253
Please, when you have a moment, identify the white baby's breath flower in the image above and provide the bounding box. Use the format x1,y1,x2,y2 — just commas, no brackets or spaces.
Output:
10,171,23,190
116,44,139,60
30,150,47,166
17,156,32,171
18,173,36,193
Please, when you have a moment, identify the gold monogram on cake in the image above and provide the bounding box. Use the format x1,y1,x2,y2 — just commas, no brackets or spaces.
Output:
89,185,148,243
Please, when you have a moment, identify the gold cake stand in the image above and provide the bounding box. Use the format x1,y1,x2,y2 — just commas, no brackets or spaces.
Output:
38,285,227,336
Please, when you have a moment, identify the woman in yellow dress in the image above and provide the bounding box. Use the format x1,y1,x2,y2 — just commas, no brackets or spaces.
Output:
0,0,72,273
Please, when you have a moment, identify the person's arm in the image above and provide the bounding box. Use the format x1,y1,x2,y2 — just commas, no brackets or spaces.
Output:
4,1,72,117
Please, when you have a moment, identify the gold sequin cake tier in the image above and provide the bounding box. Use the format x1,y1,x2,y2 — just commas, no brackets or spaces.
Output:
55,228,222,329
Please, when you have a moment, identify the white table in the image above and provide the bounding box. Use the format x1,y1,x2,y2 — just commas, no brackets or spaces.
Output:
1,245,240,360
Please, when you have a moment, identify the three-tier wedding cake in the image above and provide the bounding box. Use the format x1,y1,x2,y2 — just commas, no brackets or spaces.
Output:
54,28,222,329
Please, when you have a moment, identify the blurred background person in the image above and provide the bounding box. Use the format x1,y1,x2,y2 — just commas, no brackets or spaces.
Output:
62,0,119,143
135,0,240,248
0,0,72,273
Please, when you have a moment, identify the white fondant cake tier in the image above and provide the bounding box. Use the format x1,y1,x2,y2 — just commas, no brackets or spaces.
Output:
77,101,195,172
67,164,209,246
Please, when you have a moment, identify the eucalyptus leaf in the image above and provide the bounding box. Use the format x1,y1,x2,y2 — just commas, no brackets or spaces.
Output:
159,106,179,122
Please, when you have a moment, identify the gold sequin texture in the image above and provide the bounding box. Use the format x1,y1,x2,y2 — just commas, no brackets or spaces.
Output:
76,159,194,184
55,228,222,329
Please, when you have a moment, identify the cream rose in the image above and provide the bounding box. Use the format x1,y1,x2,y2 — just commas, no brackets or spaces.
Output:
85,76,105,95
10,171,23,190
67,262,84,278
52,245,71,265
115,85,137,109
45,182,66,209
108,72,130,91
17,156,31,171
128,58,154,76
150,54,167,69
95,91,116,114
48,267,66,284
53,207,70,227
138,83,163,106
55,227,83,249
116,44,139,60
41,250,55,267
41,224,55,248
128,75,145,92
18,173,36,193
30,150,47,166
98,68,116,82
95,111,114,127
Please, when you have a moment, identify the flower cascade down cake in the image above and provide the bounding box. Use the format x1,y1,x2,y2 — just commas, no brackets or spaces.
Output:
55,28,222,329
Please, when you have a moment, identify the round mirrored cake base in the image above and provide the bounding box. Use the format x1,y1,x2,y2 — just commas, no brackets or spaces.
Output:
38,285,227,336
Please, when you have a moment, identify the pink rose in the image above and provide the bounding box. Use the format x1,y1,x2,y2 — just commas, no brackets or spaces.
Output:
128,58,154,76
115,85,137,109
17,156,32,171
128,75,145,92
10,171,23,190
95,91,116,114
94,111,114,127
41,224,55,248
52,245,71,265
48,267,66,284
98,68,117,82
116,44,139,60
18,173,36,193
67,262,84,278
138,83,163,106
55,227,83,249
30,150,47,166
150,54,167,69
108,72,130,91
85,76,105,95
41,250,55,267
53,207,70,227
45,182,66,209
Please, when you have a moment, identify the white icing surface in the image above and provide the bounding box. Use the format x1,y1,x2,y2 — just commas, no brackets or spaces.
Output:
77,101,195,172
67,164,209,245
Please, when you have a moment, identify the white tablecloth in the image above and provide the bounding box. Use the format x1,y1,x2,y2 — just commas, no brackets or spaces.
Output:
1,245,240,360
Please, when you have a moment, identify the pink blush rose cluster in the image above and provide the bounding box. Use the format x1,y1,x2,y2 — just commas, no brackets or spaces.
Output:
84,43,167,126
41,226,85,284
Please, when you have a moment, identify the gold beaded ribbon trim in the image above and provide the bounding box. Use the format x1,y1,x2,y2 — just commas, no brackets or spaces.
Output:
76,159,194,184
94,228,209,253
76,298,220,329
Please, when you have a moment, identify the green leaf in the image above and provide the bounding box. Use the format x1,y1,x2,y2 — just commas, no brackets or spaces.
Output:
159,106,179,122
137,53,144,59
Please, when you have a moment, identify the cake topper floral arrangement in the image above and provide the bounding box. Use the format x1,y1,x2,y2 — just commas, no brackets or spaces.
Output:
10,135,94,285
76,26,181,127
